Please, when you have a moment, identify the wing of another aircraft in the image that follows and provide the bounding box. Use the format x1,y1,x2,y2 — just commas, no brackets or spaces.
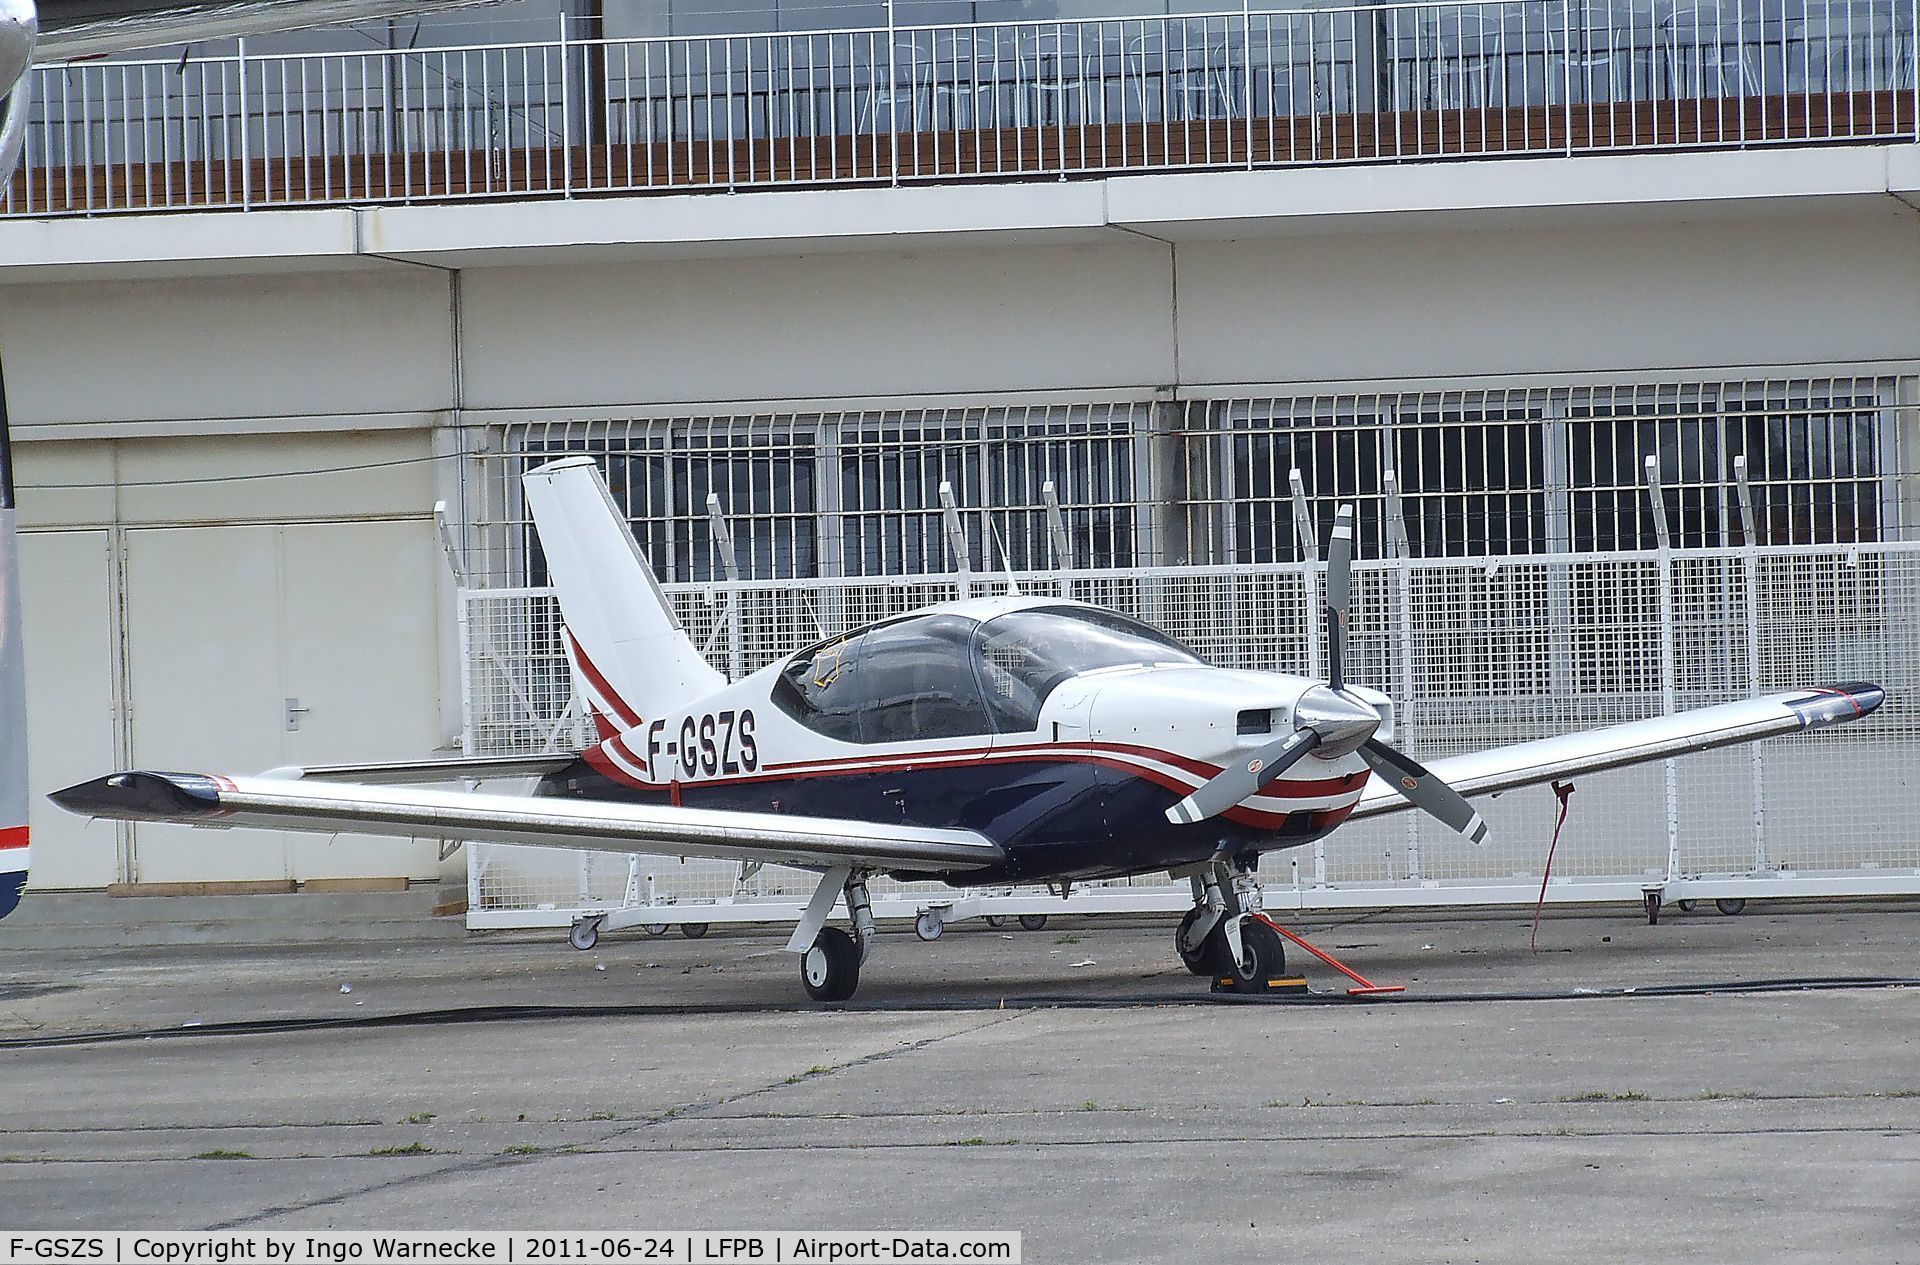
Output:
1346,683,1885,822
48,771,1006,874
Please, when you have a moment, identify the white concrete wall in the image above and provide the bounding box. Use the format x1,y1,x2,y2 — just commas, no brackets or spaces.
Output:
1175,210,1920,389
0,268,453,427
456,242,1176,409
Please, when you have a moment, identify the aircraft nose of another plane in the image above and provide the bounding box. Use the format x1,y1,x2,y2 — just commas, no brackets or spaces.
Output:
1295,686,1380,757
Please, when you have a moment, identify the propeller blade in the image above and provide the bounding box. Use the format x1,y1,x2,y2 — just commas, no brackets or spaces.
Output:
1166,729,1319,825
1326,504,1354,692
1359,738,1491,845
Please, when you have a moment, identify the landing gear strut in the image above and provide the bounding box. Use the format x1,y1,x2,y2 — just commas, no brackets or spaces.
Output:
1174,861,1290,992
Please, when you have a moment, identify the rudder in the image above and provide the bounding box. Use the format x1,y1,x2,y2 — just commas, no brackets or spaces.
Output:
522,458,726,736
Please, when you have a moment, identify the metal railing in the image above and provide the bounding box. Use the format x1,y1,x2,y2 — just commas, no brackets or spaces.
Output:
9,0,1916,216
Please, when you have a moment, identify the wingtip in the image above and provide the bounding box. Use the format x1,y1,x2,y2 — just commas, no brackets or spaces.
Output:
48,771,227,822
1788,683,1887,730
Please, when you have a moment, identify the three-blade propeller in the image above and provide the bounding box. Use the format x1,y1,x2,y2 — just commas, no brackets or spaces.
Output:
1165,503,1490,846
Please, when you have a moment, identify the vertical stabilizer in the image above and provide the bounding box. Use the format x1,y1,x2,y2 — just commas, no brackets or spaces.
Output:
522,458,725,735
0,0,32,919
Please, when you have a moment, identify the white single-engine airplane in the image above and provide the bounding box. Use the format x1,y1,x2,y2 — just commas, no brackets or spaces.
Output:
51,459,1885,1000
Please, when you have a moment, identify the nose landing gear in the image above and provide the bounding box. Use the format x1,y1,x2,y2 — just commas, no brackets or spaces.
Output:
1174,862,1301,994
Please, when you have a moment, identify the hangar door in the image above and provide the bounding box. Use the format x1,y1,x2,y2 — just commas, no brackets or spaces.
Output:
19,530,120,889
124,520,443,884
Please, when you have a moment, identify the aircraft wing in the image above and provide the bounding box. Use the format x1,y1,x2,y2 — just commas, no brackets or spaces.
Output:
1347,683,1885,821
49,771,1005,874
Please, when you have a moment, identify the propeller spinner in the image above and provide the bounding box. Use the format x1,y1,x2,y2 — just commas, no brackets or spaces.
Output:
1165,503,1490,846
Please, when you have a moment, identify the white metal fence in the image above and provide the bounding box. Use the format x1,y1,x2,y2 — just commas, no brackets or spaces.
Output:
9,0,1916,215
463,539,1920,931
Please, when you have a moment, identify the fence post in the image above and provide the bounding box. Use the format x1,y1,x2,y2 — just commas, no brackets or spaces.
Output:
1288,468,1328,886
1383,469,1421,880
1645,455,1680,882
1734,454,1768,870
940,480,972,598
560,13,574,199
1042,479,1073,598
237,37,251,209
705,492,745,683
1561,0,1574,156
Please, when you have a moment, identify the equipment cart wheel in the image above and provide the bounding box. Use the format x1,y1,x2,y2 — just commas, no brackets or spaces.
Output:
680,922,710,939
1715,898,1747,916
801,926,862,1002
915,911,945,941
1675,900,1698,913
1175,907,1214,976
1213,919,1286,993
1018,914,1049,931
568,917,602,952
985,915,1008,928
643,924,670,936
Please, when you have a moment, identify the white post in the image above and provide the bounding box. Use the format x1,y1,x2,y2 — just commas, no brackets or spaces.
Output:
1384,468,1420,880
1734,454,1767,870
1042,479,1072,598
1646,455,1679,882
939,480,972,598
705,492,745,683
1289,468,1326,886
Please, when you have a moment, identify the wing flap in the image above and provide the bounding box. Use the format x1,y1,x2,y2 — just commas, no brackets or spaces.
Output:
1349,683,1884,821
259,754,577,785
50,771,1004,873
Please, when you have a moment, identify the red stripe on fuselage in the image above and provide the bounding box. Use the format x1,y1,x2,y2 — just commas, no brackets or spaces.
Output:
0,826,27,852
573,740,1368,829
562,628,643,731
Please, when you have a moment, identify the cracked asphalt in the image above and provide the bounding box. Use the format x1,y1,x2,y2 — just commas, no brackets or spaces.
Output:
2,891,1919,1261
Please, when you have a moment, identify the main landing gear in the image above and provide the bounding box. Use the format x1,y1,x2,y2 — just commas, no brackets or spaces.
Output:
790,867,877,1003
1174,861,1297,994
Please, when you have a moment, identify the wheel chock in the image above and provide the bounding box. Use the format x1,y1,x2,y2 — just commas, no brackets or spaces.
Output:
1248,912,1407,997
1211,974,1310,995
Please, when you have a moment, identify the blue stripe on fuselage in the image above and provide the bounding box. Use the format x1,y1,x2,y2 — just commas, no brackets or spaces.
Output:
539,756,1340,884
0,868,24,920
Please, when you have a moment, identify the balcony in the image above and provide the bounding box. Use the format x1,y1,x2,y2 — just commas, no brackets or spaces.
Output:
6,0,1916,217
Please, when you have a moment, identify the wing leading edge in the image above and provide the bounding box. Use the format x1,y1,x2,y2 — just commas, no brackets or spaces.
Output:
48,771,1004,874
1347,682,1885,822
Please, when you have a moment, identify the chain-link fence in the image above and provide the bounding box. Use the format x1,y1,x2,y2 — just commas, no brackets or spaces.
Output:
462,540,1920,928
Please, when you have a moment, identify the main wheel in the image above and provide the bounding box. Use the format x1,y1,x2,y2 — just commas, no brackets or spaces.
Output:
1211,919,1286,993
800,927,862,1002
568,917,601,951
680,922,711,939
1175,907,1215,976
915,911,945,941
1018,914,1049,931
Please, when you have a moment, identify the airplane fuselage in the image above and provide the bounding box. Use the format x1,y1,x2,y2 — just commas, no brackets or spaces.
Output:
538,598,1385,885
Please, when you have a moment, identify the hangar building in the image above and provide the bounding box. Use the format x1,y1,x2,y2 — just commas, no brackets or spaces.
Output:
3,0,1916,897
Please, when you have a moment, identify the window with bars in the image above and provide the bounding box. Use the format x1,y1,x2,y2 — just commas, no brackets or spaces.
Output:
513,418,819,584
1191,378,1890,561
500,404,1143,585
1194,393,1552,561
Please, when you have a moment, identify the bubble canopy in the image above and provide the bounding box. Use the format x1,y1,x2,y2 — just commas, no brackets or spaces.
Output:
773,604,1204,743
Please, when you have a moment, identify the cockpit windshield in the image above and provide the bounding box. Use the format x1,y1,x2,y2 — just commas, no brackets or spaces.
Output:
973,606,1205,732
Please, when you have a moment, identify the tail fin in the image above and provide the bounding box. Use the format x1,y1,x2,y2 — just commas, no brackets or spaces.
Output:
523,458,725,737
0,324,27,919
